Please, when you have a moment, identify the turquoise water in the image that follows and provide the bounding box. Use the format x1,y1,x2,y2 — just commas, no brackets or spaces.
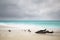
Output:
0,20,60,28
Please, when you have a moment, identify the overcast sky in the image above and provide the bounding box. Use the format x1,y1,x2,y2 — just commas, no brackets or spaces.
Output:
0,0,60,20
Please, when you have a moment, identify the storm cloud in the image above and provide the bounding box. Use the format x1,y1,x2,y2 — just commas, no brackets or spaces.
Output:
0,0,60,20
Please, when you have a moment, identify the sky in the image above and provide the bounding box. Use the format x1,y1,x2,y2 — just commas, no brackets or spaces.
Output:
0,0,60,20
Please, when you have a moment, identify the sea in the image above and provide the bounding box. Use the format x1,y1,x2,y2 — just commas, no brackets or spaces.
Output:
0,20,60,32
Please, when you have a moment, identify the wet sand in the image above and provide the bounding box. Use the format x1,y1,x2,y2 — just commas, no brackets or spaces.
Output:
0,30,60,40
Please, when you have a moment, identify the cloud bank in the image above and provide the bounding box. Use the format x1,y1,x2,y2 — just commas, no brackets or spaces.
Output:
0,0,60,20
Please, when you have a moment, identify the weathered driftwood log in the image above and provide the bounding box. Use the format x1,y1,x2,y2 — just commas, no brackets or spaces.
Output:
35,29,54,34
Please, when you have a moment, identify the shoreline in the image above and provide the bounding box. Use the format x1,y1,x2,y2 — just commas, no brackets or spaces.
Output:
0,25,60,40
0,30,60,40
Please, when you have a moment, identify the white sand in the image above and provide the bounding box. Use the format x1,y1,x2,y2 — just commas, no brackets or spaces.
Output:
0,25,60,40
0,30,60,40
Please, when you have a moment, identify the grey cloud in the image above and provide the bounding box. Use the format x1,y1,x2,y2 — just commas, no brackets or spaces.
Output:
32,0,47,4
48,10,60,19
0,0,60,20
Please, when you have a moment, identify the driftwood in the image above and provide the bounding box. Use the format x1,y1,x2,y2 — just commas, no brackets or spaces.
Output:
35,29,54,34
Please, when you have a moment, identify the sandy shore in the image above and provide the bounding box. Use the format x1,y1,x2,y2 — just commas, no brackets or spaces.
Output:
0,25,60,40
0,30,60,40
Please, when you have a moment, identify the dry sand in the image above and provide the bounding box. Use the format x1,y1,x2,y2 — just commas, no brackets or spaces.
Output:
0,30,60,40
0,25,60,40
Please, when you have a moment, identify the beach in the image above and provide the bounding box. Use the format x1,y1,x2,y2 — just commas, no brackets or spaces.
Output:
0,29,60,40
0,21,60,40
